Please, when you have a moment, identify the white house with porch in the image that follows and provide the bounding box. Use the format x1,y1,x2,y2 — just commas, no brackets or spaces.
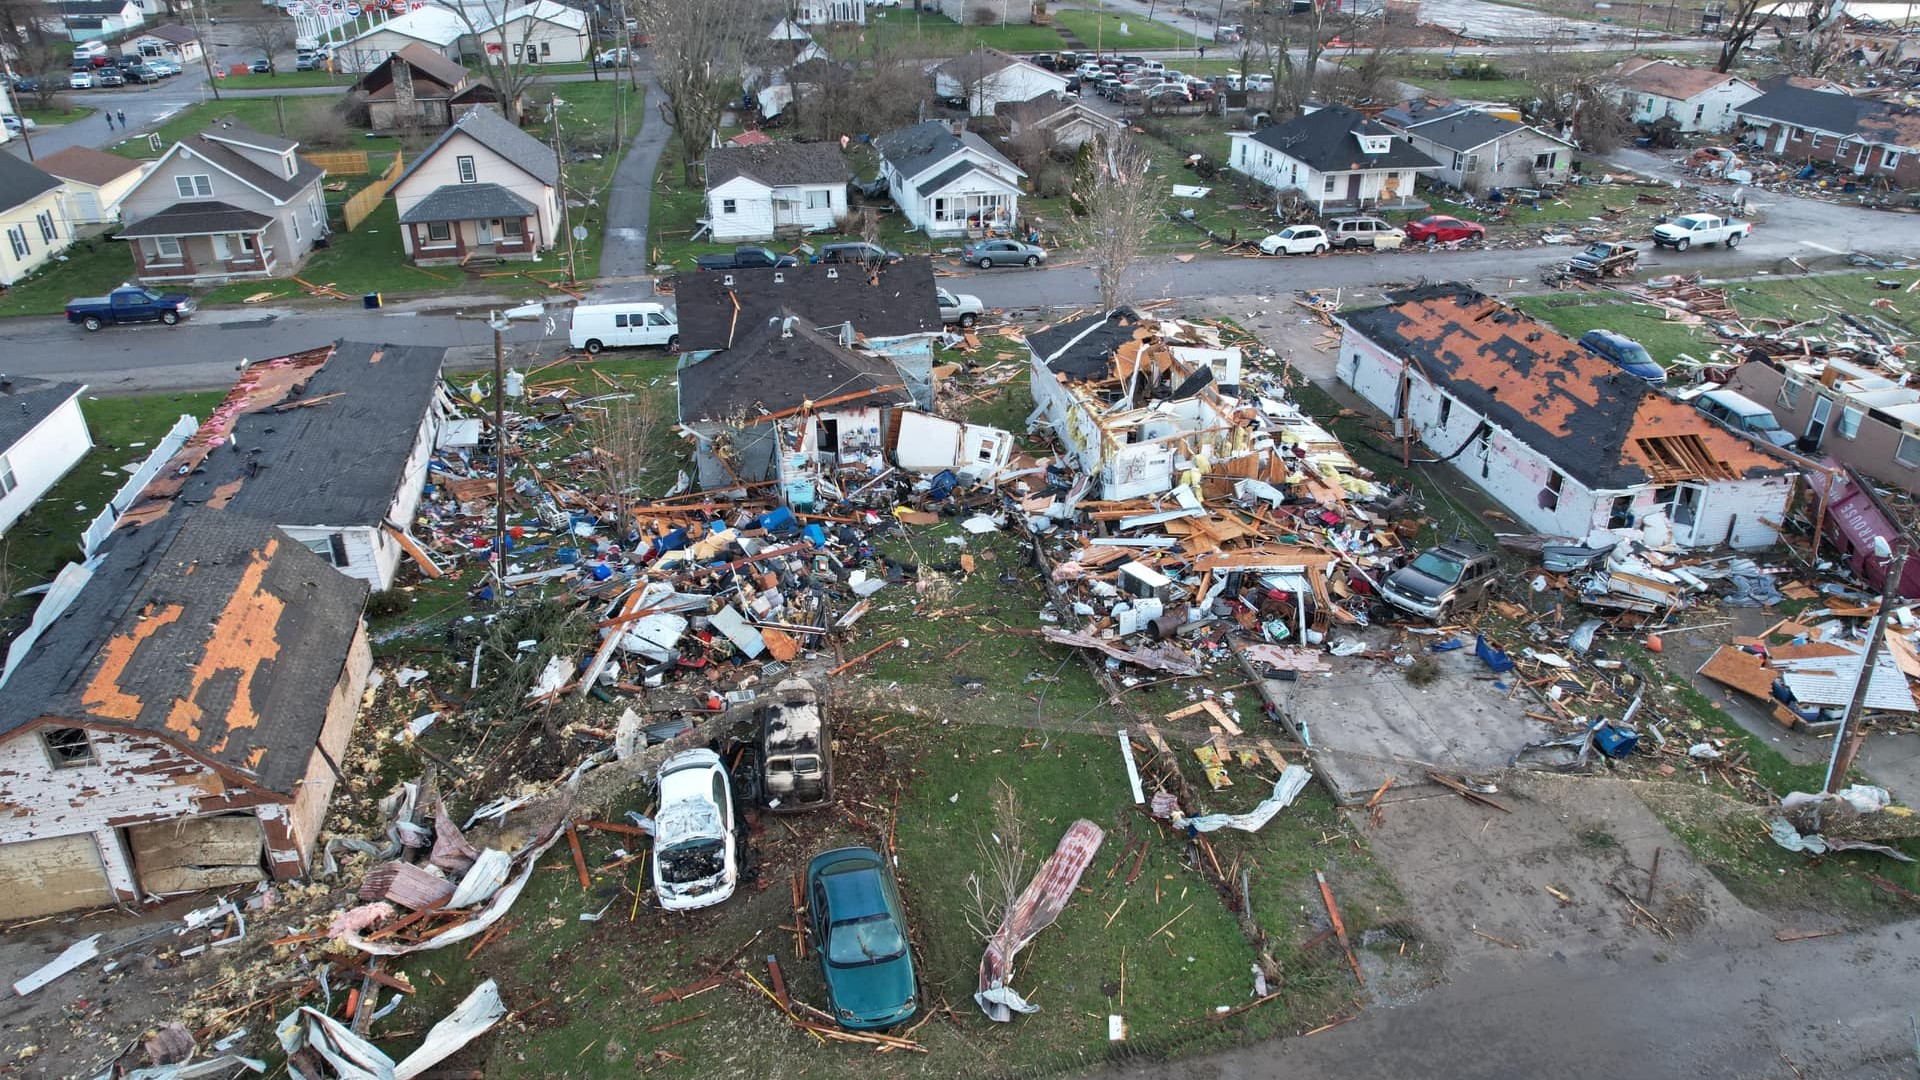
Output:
875,121,1025,238
702,141,851,242
1229,104,1439,213
391,107,561,265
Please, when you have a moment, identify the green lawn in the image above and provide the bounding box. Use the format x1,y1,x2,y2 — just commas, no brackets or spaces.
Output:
850,8,1067,56
1052,7,1205,52
113,96,381,159
528,80,643,279
0,235,139,317
215,69,355,90
0,389,227,624
20,103,96,126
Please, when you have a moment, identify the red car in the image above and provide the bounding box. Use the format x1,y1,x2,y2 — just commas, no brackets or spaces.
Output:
1405,215,1486,244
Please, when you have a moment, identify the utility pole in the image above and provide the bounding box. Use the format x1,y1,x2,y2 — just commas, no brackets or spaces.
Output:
490,313,508,587
1825,539,1910,793
551,94,578,284
196,0,223,100
2,67,35,160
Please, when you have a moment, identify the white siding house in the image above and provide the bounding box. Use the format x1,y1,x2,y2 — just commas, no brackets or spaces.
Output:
482,0,590,65
391,107,561,264
794,0,865,24
34,146,150,225
1337,285,1795,549
1229,105,1439,213
702,142,852,242
1614,59,1761,133
875,121,1025,238
335,7,468,73
0,380,91,538
934,47,1070,117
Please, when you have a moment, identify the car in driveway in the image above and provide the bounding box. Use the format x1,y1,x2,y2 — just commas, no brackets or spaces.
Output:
962,238,1045,268
937,286,983,326
1692,387,1794,448
1379,540,1497,621
651,748,738,911
815,241,902,265
1405,215,1485,244
1258,225,1329,255
1578,329,1666,387
68,70,94,89
808,846,917,1030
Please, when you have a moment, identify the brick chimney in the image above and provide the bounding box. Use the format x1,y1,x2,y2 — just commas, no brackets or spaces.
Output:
390,53,416,113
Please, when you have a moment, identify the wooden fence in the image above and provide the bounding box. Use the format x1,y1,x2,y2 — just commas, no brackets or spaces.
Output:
342,151,405,232
304,150,371,175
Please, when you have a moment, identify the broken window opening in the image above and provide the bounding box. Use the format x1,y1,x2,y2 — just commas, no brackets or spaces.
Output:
44,727,95,768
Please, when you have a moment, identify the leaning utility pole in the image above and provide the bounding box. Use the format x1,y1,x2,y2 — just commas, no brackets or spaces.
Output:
550,94,579,284
1825,540,1910,792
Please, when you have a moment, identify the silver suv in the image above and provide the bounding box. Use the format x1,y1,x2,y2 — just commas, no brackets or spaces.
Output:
1327,216,1405,250
1380,541,1497,621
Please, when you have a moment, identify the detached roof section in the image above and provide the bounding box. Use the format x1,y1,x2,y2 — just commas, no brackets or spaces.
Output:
0,376,85,452
5,509,367,795
1242,105,1439,173
678,314,910,422
704,141,852,188
1339,285,1790,489
1028,308,1155,381
674,257,942,352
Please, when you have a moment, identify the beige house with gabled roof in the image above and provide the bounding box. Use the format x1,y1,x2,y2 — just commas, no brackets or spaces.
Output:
390,107,560,264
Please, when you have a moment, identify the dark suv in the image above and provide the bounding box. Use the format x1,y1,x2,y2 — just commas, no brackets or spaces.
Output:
1380,541,1497,621
1578,329,1666,388
815,242,902,265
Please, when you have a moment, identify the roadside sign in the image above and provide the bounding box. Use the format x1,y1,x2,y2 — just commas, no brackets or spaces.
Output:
345,4,360,15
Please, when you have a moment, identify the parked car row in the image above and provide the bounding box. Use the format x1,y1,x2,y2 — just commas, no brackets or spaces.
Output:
59,53,181,88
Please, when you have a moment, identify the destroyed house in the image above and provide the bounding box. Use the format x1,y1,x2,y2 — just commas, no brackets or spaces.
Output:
117,341,452,591
0,509,372,919
1725,355,1920,497
678,313,915,502
1028,309,1364,502
675,259,944,407
1337,286,1795,548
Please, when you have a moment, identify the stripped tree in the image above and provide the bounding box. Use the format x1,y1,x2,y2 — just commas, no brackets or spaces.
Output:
1061,130,1161,312
432,0,555,124
640,0,775,184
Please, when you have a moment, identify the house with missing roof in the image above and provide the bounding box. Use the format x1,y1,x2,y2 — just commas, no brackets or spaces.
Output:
678,314,920,499
1733,86,1920,187
1000,94,1123,151
0,509,372,918
116,120,328,284
0,153,73,285
352,43,507,134
1724,356,1920,497
1337,285,1795,548
934,47,1070,117
674,258,946,405
1392,108,1573,192
391,107,561,265
116,341,454,591
0,377,91,537
1613,59,1760,133
34,146,150,225
875,121,1026,237
701,142,851,243
1228,105,1439,214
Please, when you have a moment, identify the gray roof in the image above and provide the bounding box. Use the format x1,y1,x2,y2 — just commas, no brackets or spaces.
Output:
704,142,852,189
676,257,943,352
399,182,538,223
0,377,85,453
1,509,368,796
169,341,448,526
0,152,62,212
397,107,558,190
177,123,324,203
120,200,273,238
61,0,136,15
202,121,297,155
1246,105,1440,174
919,158,1018,195
1735,86,1880,136
1406,110,1532,152
678,313,910,422
875,121,1022,183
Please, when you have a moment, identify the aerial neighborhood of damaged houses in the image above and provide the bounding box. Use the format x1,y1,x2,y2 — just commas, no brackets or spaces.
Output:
7,0,1920,1075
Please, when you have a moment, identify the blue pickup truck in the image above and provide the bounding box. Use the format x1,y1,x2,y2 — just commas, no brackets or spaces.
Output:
66,287,196,331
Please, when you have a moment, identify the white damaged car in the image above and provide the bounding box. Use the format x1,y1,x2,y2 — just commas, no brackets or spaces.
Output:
651,749,739,911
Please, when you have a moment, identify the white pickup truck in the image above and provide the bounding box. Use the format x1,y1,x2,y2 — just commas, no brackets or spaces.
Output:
1652,213,1752,251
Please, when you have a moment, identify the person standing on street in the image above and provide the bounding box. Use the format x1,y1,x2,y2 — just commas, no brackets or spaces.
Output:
105,112,114,130
116,109,126,128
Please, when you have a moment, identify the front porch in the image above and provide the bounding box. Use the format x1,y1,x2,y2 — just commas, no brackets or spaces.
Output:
120,201,284,284
922,186,1019,239
399,182,544,266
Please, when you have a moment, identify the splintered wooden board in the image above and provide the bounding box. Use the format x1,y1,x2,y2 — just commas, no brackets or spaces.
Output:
1697,645,1776,701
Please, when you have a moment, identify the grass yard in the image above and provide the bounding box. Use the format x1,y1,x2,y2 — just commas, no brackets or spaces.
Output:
20,102,96,125
113,95,382,159
215,70,355,90
0,234,139,317
1051,7,1205,52
852,8,1068,56
0,389,227,626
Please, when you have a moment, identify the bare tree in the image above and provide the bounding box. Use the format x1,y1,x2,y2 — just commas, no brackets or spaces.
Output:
239,18,298,75
1516,43,1632,151
1715,0,1791,72
13,39,68,109
583,392,669,526
433,0,551,124
794,31,929,142
640,0,774,183
1061,130,1160,312
1775,0,1850,78
940,46,1003,118
962,780,1031,945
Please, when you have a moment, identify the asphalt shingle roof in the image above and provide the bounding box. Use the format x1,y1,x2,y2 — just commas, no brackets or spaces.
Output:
202,120,298,156
704,142,852,189
678,314,910,422
397,106,558,190
1245,105,1440,174
0,377,85,453
1027,308,1149,380
119,200,273,237
398,181,538,223
0,152,63,212
675,258,943,353
875,121,962,181
175,122,324,203
1406,110,1535,152
34,145,145,188
1735,85,1881,135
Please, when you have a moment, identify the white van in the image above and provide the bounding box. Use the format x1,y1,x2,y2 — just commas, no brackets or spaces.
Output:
73,40,106,60
569,302,679,354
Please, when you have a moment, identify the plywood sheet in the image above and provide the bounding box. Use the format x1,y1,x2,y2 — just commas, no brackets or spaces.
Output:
1697,646,1776,701
0,835,113,919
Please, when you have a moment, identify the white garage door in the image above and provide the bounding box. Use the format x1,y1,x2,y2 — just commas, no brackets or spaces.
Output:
0,834,114,919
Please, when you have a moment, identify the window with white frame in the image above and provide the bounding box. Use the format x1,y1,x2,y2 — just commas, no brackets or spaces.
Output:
292,216,301,242
6,225,26,259
1811,132,1824,150
1778,379,1802,408
1839,406,1864,439
1451,151,1464,170
175,174,212,198
1900,433,1920,468
426,221,452,242
154,235,181,259
1542,470,1564,510
805,189,829,210
457,155,477,183
309,196,323,226
1535,151,1556,169
0,453,15,496
301,534,350,567
282,152,295,179
36,210,56,243
1889,150,1904,170
721,198,736,213
503,218,524,237
1323,174,1337,193
541,40,551,55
